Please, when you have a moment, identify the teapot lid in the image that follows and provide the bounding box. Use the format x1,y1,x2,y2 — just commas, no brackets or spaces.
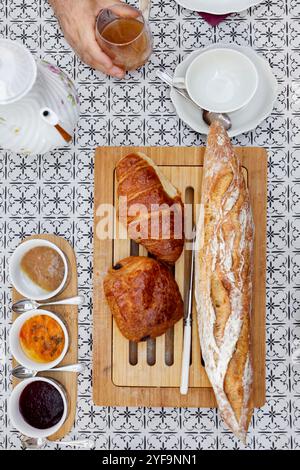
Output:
0,39,37,105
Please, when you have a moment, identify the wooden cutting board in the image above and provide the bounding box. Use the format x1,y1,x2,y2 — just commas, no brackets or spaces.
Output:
12,234,78,441
93,147,267,408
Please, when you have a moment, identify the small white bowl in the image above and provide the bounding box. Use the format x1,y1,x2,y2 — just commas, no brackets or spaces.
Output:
9,309,69,371
9,239,68,301
173,48,258,114
8,377,68,438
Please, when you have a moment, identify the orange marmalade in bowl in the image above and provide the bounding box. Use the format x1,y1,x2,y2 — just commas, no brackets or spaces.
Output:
19,315,65,363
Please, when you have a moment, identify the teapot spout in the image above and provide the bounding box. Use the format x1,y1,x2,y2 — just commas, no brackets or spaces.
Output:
40,107,73,143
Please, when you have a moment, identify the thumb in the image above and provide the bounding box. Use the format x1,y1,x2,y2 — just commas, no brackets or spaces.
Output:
116,5,141,18
99,3,141,18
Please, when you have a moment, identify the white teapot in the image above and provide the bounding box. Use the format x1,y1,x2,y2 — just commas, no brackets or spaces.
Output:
0,39,80,155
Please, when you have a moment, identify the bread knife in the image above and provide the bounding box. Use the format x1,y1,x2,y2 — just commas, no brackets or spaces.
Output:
180,234,195,395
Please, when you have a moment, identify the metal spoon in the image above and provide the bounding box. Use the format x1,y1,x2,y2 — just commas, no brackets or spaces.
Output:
12,294,85,314
202,110,232,130
12,363,86,380
21,435,94,450
156,68,232,131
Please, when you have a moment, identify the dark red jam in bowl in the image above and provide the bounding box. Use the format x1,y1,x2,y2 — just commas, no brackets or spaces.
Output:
19,380,64,429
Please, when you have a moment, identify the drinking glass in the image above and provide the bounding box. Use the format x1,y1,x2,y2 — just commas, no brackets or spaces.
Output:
96,4,153,71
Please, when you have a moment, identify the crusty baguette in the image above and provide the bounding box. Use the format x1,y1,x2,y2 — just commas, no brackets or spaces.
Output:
195,121,254,442
116,152,184,263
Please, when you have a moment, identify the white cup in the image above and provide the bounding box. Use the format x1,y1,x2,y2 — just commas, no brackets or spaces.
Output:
173,48,258,114
9,239,69,301
9,309,69,371
8,377,68,439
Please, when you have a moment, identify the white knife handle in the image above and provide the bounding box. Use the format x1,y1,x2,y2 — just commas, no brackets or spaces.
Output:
180,322,192,395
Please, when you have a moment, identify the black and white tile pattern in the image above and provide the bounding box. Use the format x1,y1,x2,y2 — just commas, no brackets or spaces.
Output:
0,0,300,450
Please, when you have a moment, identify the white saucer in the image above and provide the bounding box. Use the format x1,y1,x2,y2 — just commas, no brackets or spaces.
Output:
170,44,278,138
175,0,265,14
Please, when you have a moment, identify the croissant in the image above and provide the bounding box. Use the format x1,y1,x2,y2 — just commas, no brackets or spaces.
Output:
116,152,184,263
195,121,254,442
103,256,184,342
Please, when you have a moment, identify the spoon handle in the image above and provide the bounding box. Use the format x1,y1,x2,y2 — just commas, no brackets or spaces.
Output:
50,439,94,449
50,363,86,373
41,295,85,307
156,69,199,107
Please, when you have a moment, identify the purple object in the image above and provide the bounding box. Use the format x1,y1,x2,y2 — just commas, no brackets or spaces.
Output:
198,12,230,26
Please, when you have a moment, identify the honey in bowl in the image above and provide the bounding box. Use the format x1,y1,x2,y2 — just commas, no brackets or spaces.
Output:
19,314,65,363
20,246,65,293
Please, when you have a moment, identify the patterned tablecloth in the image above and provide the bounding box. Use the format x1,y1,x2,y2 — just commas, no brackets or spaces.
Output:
0,0,299,451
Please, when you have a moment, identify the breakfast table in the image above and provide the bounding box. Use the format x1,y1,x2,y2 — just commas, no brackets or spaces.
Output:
0,0,300,451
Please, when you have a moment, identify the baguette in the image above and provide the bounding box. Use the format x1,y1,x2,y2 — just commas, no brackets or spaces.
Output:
195,121,254,442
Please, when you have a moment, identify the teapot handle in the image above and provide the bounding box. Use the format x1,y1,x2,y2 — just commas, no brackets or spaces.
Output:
40,107,73,143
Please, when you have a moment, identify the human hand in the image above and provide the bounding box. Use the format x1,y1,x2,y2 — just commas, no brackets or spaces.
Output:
48,0,137,78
